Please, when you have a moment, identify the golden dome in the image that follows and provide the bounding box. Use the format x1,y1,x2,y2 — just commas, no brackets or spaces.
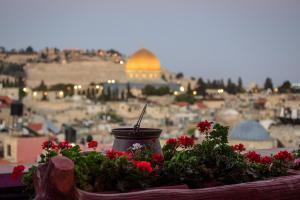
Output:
126,48,161,71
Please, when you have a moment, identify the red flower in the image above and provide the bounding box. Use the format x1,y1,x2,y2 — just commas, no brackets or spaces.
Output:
106,149,133,160
197,120,212,133
58,141,72,149
42,140,56,150
231,143,246,152
151,153,164,163
273,150,293,161
11,165,25,180
166,138,177,145
88,140,98,149
134,161,153,173
245,151,261,163
178,136,194,147
260,156,272,164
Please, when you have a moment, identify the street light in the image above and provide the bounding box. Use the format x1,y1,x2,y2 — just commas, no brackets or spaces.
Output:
174,91,179,96
179,86,185,92
193,91,197,96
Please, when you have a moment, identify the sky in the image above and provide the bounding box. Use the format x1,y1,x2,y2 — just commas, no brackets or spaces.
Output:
0,0,299,86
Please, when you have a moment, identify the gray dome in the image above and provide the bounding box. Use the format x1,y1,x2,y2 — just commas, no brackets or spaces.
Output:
230,120,272,141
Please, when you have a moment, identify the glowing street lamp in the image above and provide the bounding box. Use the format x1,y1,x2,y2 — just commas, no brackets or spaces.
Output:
174,91,179,96
179,86,185,92
58,91,64,98
193,91,197,96
33,91,37,97
74,85,78,90
96,85,100,89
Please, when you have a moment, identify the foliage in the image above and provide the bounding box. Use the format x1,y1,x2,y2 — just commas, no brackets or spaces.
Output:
142,85,170,96
175,93,196,104
98,112,123,123
16,122,295,194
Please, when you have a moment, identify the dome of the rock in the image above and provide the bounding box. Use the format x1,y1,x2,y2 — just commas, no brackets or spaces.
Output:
126,48,161,72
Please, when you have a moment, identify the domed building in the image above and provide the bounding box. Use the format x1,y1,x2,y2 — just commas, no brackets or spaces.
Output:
126,48,161,79
102,48,180,97
229,120,276,150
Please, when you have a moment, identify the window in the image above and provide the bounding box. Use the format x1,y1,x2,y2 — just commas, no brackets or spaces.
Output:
7,144,11,156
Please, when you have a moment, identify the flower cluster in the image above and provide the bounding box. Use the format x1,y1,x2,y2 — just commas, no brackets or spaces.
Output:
133,161,153,173
260,156,272,164
106,149,133,160
88,140,98,149
273,150,293,161
42,140,57,150
131,143,143,150
245,151,262,163
231,143,246,152
11,165,25,180
58,141,72,149
178,136,194,147
166,138,177,145
197,120,212,133
151,153,164,163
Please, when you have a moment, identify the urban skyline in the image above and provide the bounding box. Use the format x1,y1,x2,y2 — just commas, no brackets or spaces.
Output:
0,0,299,85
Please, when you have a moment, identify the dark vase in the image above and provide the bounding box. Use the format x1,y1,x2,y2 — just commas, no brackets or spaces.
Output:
111,128,162,153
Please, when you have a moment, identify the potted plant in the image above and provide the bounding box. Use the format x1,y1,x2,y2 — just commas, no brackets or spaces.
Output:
11,121,300,199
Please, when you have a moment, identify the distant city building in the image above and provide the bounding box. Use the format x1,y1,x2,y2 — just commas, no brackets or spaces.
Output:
229,120,276,149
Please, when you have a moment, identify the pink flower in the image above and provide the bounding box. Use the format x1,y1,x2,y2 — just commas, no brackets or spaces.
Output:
294,158,300,166
197,120,212,133
88,140,98,149
11,165,25,180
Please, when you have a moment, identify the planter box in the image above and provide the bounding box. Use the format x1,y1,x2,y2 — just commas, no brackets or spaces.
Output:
34,156,300,200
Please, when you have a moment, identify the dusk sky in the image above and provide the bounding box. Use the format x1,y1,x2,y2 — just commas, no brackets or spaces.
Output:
0,0,299,86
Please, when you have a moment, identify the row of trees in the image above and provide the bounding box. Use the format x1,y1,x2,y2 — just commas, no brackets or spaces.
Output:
195,77,244,95
0,46,35,54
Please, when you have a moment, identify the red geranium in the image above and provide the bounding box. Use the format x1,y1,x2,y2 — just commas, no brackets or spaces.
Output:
231,143,246,152
178,136,194,147
245,151,261,163
260,156,272,164
151,153,164,163
273,150,293,161
197,120,212,133
106,149,133,160
166,138,177,145
11,165,25,180
134,161,153,173
42,140,56,150
58,141,72,149
88,140,98,149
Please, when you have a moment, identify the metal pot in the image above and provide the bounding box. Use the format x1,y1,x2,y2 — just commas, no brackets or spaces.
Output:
111,128,162,153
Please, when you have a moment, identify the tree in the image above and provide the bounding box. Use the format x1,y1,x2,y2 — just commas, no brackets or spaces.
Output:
186,82,192,95
278,81,291,93
238,77,244,93
25,46,34,54
175,72,184,79
226,78,238,94
264,77,273,91
126,83,134,98
175,93,196,104
196,77,206,96
35,80,47,91
161,74,167,81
